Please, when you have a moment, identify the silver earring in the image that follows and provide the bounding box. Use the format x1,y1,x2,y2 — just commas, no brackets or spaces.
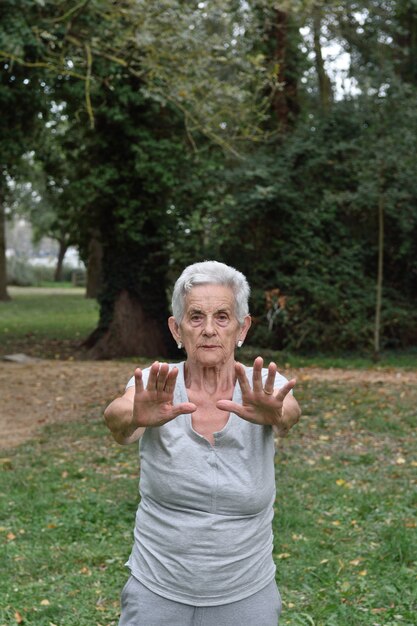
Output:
237,340,243,348
177,341,182,349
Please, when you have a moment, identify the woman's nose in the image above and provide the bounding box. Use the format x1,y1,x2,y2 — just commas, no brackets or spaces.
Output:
203,317,216,335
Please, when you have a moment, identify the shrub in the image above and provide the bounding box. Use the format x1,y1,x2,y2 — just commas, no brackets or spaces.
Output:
6,257,36,286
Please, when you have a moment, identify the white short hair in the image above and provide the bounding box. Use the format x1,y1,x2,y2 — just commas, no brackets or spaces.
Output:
172,260,250,325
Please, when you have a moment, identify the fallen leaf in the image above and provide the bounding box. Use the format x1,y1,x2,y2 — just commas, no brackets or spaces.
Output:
40,599,50,606
396,457,406,465
14,612,23,624
7,532,16,541
349,558,362,566
277,552,291,559
358,569,367,576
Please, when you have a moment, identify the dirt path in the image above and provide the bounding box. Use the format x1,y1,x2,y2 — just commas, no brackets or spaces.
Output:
1,360,416,450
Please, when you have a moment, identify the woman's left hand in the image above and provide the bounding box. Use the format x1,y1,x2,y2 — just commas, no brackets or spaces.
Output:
216,356,299,436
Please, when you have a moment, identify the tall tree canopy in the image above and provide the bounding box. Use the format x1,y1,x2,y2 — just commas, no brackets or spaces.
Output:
2,0,417,355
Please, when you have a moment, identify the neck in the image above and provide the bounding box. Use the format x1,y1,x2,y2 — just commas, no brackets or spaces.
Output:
184,357,236,394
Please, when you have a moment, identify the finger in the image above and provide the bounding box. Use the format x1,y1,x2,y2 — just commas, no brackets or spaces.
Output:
275,379,296,400
164,367,179,395
252,356,264,393
170,402,197,418
235,362,251,395
134,368,144,394
264,362,277,394
146,361,160,391
216,399,244,417
156,362,170,392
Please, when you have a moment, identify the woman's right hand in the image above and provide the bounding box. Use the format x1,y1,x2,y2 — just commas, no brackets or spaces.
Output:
133,361,197,428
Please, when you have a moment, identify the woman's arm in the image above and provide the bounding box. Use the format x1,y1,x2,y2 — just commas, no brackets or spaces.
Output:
104,386,145,445
273,391,301,437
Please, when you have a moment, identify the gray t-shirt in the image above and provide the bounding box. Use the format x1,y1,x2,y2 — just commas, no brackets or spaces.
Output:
125,361,288,606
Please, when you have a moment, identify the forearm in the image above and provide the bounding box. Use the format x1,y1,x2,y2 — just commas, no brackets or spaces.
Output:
273,394,301,437
104,396,145,445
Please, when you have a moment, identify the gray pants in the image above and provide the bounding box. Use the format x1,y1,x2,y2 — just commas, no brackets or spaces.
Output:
118,576,282,626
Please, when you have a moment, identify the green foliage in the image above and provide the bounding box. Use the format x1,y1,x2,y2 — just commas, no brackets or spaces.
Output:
6,259,82,286
2,0,417,354
6,257,37,287
205,89,417,353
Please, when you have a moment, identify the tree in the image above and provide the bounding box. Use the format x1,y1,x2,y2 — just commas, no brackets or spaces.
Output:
0,1,50,300
0,0,273,355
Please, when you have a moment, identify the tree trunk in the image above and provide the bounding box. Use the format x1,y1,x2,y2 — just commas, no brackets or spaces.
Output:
82,216,174,359
85,230,103,298
373,192,384,361
84,289,169,359
312,3,333,112
54,238,69,282
270,8,300,131
0,201,11,301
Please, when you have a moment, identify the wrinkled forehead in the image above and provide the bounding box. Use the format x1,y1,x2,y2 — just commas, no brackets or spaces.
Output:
184,284,236,314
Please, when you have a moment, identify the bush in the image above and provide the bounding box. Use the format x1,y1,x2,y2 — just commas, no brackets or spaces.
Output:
6,257,36,286
6,258,83,286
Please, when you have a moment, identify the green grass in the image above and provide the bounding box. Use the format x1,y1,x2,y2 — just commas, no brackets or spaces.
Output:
0,288,99,358
1,377,416,625
0,288,98,340
36,281,75,289
273,377,417,625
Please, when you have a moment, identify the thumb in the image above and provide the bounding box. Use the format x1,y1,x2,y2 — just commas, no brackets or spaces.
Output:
171,402,197,418
216,400,242,416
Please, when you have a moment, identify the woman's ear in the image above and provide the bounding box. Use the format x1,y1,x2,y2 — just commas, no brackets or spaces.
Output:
168,316,180,343
239,314,252,342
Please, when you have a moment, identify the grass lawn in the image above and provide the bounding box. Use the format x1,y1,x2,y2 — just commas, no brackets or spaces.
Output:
1,288,416,624
0,287,99,358
1,375,416,625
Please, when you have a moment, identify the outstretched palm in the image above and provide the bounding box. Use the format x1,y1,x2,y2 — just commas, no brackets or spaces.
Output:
216,357,296,434
133,361,196,428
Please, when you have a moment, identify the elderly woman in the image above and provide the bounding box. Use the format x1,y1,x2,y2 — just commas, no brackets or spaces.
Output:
104,261,301,626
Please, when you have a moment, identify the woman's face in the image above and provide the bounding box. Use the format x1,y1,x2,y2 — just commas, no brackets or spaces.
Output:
169,284,251,367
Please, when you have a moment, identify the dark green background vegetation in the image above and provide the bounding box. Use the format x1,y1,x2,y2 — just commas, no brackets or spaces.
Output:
1,1,417,359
